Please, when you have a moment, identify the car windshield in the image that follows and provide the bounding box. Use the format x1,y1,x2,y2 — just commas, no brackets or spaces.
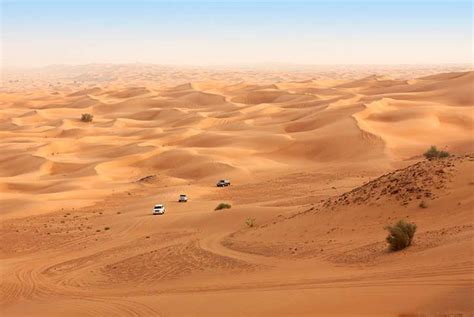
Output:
180,195,186,197
154,205,163,209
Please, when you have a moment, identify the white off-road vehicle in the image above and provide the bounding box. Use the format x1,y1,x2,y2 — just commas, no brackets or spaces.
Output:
153,204,165,215
178,194,188,202
216,179,231,187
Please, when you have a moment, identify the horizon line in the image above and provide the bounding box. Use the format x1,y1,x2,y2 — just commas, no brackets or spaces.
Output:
3,61,473,70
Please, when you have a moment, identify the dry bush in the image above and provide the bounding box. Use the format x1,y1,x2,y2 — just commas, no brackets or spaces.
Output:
245,218,256,228
385,219,417,251
215,203,231,211
80,113,94,122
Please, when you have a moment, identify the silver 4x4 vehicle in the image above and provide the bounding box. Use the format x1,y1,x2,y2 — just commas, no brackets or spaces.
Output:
178,194,188,202
216,179,231,187
153,204,165,215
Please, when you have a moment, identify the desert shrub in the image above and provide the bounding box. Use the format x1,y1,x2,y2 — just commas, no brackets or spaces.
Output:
423,146,449,160
438,150,449,158
419,200,428,208
215,203,231,211
80,113,94,122
245,218,256,228
385,219,417,251
104,227,110,231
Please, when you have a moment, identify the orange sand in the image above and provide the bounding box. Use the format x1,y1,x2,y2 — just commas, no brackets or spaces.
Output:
1,65,473,316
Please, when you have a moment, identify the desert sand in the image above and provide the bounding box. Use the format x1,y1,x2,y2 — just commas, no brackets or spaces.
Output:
1,65,473,316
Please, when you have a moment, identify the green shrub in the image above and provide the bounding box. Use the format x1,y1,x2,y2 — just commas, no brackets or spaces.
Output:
438,150,449,158
385,219,417,251
80,113,94,122
245,218,256,228
215,203,231,211
423,146,449,160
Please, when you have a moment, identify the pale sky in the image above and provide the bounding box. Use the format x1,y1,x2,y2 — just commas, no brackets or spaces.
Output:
1,0,473,67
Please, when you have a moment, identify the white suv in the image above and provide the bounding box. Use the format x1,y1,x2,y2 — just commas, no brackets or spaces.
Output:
178,194,188,202
216,179,231,187
153,204,165,215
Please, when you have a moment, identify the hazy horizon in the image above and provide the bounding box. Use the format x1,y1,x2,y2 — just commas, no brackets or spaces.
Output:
2,0,473,68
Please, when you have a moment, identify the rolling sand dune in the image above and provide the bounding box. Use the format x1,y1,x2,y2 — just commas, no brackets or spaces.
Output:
0,66,473,316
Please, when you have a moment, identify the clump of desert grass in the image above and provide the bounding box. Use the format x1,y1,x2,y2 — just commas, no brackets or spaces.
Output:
245,218,256,228
424,145,449,160
215,203,231,211
80,113,94,122
385,219,417,251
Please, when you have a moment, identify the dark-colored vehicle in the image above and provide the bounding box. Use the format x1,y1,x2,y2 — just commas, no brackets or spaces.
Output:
216,179,231,187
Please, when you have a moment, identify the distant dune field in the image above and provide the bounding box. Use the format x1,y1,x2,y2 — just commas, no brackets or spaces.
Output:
0,66,473,316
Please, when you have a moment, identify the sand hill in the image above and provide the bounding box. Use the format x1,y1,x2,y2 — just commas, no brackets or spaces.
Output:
0,67,473,316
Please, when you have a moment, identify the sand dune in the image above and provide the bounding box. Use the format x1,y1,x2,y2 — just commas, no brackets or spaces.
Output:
0,67,473,316
355,97,473,158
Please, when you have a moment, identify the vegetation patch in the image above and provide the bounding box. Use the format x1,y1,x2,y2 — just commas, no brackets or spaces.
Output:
419,200,428,208
385,219,417,251
215,203,231,211
245,218,256,228
80,113,94,122
424,145,449,160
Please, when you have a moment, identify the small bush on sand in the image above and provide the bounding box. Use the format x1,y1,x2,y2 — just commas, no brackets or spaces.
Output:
245,218,256,228
215,203,231,211
423,146,449,160
439,151,449,158
80,113,94,122
104,227,110,231
385,219,417,251
419,200,428,208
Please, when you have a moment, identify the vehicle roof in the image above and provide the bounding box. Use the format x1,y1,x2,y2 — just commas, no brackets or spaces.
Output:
154,204,164,207
180,194,187,196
